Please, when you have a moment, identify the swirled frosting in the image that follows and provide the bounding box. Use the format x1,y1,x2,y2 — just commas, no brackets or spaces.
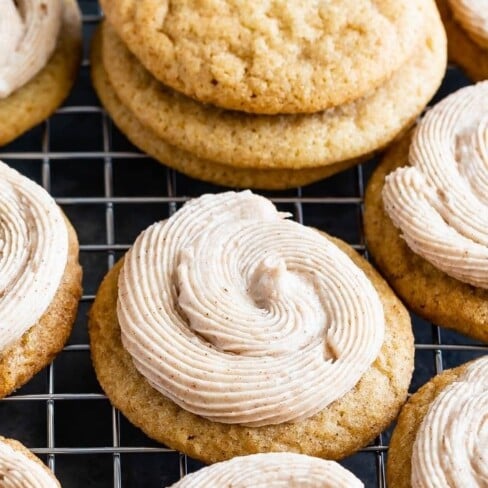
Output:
0,160,68,352
448,0,488,49
382,81,488,289
0,0,62,99
411,356,488,487
117,191,385,426
168,452,363,487
0,440,59,488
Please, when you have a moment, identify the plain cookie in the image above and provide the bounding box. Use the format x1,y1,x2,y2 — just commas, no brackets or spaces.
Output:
100,0,429,114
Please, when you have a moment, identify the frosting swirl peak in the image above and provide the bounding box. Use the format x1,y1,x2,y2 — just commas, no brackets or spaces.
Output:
0,0,62,99
382,81,488,289
117,191,384,426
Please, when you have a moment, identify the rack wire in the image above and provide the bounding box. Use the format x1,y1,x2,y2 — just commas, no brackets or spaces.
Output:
0,2,486,486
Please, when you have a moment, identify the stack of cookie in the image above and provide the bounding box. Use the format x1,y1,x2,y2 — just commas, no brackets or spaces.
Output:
92,0,447,190
437,0,488,81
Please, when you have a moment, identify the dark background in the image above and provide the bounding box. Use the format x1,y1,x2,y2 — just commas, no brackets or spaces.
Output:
0,2,485,486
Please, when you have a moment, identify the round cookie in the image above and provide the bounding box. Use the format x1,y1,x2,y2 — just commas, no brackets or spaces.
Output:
0,217,82,398
169,453,363,487
0,436,60,486
387,361,476,487
364,131,488,343
437,0,488,81
90,30,365,190
99,13,447,170
89,233,414,464
0,0,82,146
100,0,429,114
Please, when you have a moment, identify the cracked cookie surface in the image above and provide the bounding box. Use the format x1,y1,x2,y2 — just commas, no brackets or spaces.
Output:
100,0,430,114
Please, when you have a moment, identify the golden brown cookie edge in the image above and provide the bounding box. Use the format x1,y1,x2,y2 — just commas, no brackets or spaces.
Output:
99,0,433,115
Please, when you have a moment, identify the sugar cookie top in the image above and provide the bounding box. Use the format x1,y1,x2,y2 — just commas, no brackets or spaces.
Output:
411,356,488,487
117,191,384,427
0,437,60,488
0,161,68,352
100,0,428,114
0,0,62,99
169,453,363,487
382,81,488,289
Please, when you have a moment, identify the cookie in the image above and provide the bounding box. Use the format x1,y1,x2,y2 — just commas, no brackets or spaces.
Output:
0,436,60,486
168,453,363,487
100,0,429,114
0,0,82,146
0,217,82,398
99,14,446,170
89,229,413,464
364,131,488,343
387,359,483,487
91,30,364,190
437,0,488,81
0,162,82,399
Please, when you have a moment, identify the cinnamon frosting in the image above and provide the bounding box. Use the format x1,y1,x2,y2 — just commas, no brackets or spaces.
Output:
168,452,364,487
448,0,488,49
0,0,62,99
117,191,385,427
0,440,59,488
411,356,488,487
382,81,488,289
0,160,68,352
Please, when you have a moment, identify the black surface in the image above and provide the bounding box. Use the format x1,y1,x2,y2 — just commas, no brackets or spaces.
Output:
0,2,485,486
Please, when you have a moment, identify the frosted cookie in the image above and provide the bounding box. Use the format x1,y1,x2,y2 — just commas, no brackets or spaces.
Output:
0,0,82,146
89,191,414,463
100,0,428,114
99,15,446,171
168,453,363,487
364,82,488,343
437,0,488,80
387,356,488,487
0,161,82,398
0,436,60,487
90,30,362,190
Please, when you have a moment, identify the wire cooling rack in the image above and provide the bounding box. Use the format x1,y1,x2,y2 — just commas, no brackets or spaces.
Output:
0,2,487,486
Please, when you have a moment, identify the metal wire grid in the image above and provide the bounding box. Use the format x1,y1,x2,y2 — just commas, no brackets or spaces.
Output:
0,3,487,487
